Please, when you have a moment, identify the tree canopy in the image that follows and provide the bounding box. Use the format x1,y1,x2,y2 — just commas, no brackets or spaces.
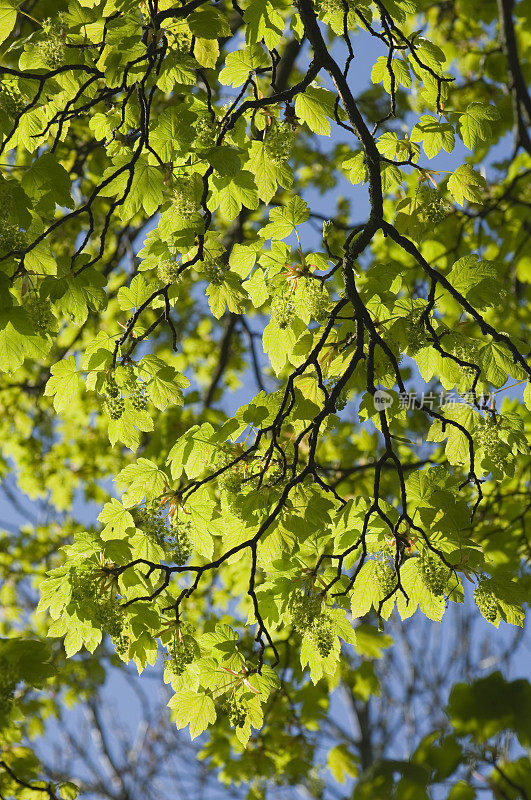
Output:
0,0,530,797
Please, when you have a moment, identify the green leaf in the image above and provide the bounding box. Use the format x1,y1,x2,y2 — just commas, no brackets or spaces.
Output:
0,307,48,373
259,196,309,239
22,152,74,211
377,131,419,162
194,37,219,68
121,156,164,219
447,164,486,206
447,255,502,309
0,1,17,45
478,340,515,387
458,102,500,150
411,115,455,158
208,171,259,219
328,744,359,784
205,146,242,177
353,625,393,659
82,330,114,374
343,151,368,185
206,271,248,318
186,487,219,558
0,637,55,684
98,498,134,539
295,86,337,136
229,242,261,278
448,672,531,745
350,562,378,618
45,266,107,325
167,423,217,480
116,458,168,506
219,45,269,87
351,661,380,702
44,356,80,412
371,56,411,93
244,267,268,307
396,559,446,622
117,275,157,311
58,782,80,800
63,627,85,657
414,37,446,71
168,690,217,739
145,366,187,410
447,781,477,800
131,528,165,562
376,0,418,23
244,0,283,48
247,140,293,203
25,240,57,276
426,404,480,466
149,106,196,157
188,7,231,38
108,406,154,452
262,316,306,375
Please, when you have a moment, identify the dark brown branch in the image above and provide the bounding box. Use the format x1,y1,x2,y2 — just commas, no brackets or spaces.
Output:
0,761,60,800
203,313,238,409
497,0,531,154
